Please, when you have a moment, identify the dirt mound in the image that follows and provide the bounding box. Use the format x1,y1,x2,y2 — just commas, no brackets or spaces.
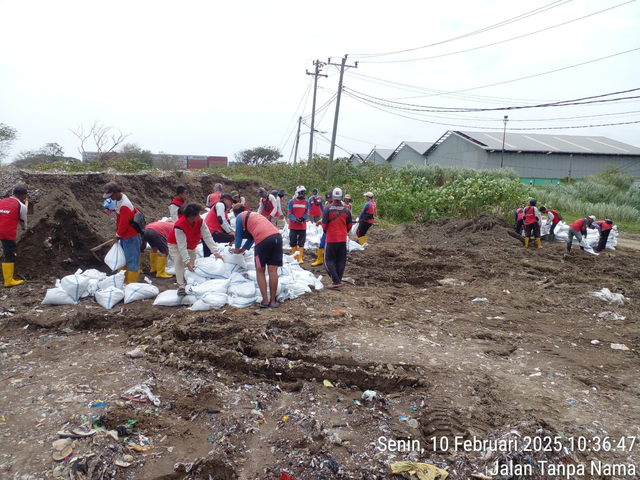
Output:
0,170,272,279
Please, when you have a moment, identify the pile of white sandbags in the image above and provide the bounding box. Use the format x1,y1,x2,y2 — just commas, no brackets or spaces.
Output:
541,219,617,249
281,221,364,253
154,246,324,311
41,269,159,310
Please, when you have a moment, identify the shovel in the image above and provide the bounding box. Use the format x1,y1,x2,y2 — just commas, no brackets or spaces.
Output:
91,239,115,262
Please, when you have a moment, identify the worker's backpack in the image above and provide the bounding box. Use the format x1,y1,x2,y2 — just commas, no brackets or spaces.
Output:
129,209,147,234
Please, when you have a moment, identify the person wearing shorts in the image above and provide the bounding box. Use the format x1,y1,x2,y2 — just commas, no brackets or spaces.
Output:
143,221,173,278
232,203,282,308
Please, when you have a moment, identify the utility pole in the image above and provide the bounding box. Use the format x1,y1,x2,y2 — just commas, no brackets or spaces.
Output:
500,115,508,168
306,60,327,161
327,54,358,181
293,116,302,165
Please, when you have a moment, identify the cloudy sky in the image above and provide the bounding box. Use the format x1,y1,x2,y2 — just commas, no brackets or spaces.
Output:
1,0,638,163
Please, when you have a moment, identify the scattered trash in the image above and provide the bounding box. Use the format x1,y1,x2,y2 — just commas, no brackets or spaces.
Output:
115,460,131,468
597,311,625,321
390,461,449,480
437,278,465,287
529,372,542,377
503,289,511,294
361,390,377,401
123,381,161,406
611,343,630,351
127,348,145,359
323,380,334,387
591,339,601,345
90,400,106,408
408,419,419,429
51,438,73,461
471,297,488,303
280,472,293,480
590,288,626,305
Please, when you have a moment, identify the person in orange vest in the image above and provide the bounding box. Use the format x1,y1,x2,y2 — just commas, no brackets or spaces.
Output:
143,221,174,278
230,191,249,211
514,205,525,234
0,186,28,287
311,190,334,266
204,194,235,249
594,219,614,253
288,186,309,264
206,183,224,208
322,188,353,288
567,215,596,253
167,203,223,296
257,188,278,220
232,203,283,308
103,182,144,284
169,186,188,221
307,188,324,223
522,199,542,249
355,192,376,247
539,206,562,242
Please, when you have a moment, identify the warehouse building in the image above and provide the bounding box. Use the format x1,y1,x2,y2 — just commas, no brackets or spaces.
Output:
424,131,640,185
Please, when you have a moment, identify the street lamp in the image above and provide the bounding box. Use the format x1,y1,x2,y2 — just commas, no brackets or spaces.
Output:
500,115,509,168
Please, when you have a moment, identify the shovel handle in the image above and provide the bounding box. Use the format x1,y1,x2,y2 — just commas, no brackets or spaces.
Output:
91,239,115,252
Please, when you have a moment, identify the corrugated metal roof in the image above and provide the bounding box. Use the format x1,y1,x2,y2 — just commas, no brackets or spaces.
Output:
455,131,640,155
404,141,433,155
366,148,394,161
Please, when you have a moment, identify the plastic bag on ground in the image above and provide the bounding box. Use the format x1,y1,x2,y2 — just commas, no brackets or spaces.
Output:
193,257,227,279
97,271,126,290
60,274,91,303
590,288,625,305
42,287,76,306
153,290,196,307
95,287,125,310
104,242,126,271
124,283,160,304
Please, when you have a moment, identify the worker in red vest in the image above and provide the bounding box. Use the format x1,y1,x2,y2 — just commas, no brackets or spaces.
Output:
230,191,249,211
206,183,224,208
594,219,614,253
355,192,376,247
514,206,525,234
567,215,596,253
322,188,353,288
232,204,283,308
0,186,28,287
307,188,324,223
169,186,188,221
167,203,223,296
522,198,542,249
539,206,562,242
204,194,235,247
143,221,174,278
288,186,309,264
343,194,353,211
257,188,278,219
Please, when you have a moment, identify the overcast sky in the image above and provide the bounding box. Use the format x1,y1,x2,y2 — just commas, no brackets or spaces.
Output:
1,0,638,163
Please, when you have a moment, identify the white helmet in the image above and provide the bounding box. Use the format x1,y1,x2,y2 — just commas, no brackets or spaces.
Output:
332,187,343,201
295,185,306,195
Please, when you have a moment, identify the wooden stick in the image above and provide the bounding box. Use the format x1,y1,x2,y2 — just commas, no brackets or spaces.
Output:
91,239,115,252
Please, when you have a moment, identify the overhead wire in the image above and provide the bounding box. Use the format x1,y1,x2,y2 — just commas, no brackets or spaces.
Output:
279,80,312,151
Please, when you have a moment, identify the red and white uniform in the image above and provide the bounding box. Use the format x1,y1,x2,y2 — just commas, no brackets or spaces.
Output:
169,196,185,221
207,192,221,208
257,194,277,217
545,209,560,224
308,195,323,217
239,211,279,245
570,218,590,232
114,194,139,239
145,221,173,237
0,196,27,241
205,202,232,233
595,220,613,232
168,215,219,264
288,198,308,230
359,200,377,224
523,205,541,226
322,203,353,243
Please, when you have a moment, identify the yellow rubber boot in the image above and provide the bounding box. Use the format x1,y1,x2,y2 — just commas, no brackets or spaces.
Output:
359,236,368,248
155,256,173,278
127,270,140,284
536,238,543,249
298,248,304,264
524,238,529,248
311,248,324,266
2,263,24,287
291,246,299,262
149,252,158,273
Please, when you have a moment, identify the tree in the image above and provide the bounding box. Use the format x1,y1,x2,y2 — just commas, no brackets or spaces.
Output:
234,146,282,166
0,123,19,166
118,143,154,167
154,152,182,170
70,121,131,162
11,143,71,168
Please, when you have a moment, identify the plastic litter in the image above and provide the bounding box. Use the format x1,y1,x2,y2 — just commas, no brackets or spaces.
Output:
123,383,160,406
471,297,488,303
127,348,145,358
598,311,625,321
323,380,334,387
590,288,626,305
611,343,630,351
390,461,449,480
361,390,377,401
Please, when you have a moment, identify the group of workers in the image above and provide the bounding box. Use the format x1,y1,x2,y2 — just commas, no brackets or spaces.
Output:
515,199,614,253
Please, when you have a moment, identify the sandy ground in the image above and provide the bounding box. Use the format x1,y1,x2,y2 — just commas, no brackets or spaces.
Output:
1,171,639,480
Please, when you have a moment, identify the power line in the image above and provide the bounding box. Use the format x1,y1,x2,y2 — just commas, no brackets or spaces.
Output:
350,0,571,58
278,80,312,150
359,0,636,64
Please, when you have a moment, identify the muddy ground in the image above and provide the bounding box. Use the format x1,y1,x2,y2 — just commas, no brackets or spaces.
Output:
1,171,639,480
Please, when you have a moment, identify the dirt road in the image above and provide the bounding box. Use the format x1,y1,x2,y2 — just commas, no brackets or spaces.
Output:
0,171,639,479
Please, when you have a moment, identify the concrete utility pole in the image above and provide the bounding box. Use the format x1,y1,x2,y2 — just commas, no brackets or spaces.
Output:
327,54,358,181
500,115,508,168
306,60,327,161
293,116,302,165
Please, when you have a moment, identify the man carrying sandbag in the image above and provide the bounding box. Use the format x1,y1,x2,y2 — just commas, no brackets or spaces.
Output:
0,185,28,287
103,182,143,284
231,203,283,308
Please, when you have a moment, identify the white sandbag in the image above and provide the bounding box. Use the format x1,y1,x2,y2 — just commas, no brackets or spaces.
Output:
104,242,126,271
60,274,91,303
348,239,364,252
153,290,189,306
165,256,175,275
291,270,317,286
286,281,312,296
243,250,256,270
224,263,244,276
95,287,124,310
245,270,258,282
228,281,256,298
124,283,160,304
228,295,256,308
97,271,126,290
196,243,204,258
42,287,76,306
199,292,228,309
228,272,248,285
80,269,106,280
185,270,208,285
221,247,248,270
314,275,324,291
82,278,100,298
186,278,230,296
188,299,211,311
350,222,359,235
193,257,227,279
